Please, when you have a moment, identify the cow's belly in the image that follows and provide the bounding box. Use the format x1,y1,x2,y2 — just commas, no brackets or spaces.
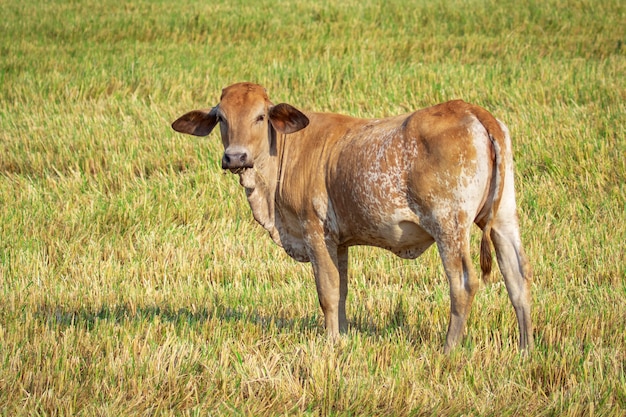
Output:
339,208,436,259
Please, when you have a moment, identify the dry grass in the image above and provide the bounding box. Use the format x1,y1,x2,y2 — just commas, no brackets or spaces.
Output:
1,0,625,415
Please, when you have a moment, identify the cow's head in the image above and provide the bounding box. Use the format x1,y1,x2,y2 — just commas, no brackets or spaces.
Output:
172,82,309,172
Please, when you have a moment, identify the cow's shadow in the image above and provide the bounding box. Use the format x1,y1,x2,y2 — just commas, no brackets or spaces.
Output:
35,301,320,335
36,297,439,345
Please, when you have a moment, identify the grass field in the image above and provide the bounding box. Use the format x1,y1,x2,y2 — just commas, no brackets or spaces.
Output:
1,0,625,415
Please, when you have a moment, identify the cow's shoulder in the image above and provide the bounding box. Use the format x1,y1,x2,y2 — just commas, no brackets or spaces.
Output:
306,112,367,137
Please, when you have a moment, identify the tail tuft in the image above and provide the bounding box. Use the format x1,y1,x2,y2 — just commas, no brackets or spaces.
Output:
480,227,496,283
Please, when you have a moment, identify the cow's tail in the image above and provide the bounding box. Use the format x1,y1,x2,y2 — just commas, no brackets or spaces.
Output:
472,105,508,284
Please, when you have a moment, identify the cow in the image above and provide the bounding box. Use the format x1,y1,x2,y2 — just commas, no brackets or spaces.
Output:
172,82,533,352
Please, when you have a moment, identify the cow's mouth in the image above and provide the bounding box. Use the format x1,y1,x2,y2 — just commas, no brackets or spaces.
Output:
229,167,249,175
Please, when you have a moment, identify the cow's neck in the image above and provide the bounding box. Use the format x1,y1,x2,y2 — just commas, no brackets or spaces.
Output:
237,151,282,247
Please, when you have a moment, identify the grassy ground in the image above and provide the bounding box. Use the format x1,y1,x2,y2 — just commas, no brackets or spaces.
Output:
1,0,625,415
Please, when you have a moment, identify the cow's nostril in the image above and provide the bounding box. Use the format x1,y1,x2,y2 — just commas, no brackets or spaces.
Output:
239,154,247,163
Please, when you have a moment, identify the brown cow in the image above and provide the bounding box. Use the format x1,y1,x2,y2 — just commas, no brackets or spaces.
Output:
172,82,533,352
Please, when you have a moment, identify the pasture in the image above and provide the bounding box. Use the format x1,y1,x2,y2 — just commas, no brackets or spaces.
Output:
1,0,624,415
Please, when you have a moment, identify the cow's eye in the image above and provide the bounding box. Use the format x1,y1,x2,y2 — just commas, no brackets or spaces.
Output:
255,114,265,123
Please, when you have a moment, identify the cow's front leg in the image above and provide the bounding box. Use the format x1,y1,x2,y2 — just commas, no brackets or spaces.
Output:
306,229,347,337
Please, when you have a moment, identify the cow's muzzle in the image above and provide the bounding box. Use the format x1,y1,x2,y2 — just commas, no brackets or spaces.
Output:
222,149,252,171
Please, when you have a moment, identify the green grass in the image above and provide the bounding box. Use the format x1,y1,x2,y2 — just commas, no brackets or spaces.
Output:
1,0,625,415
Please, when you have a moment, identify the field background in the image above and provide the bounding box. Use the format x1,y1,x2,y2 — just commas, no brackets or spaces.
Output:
1,0,625,415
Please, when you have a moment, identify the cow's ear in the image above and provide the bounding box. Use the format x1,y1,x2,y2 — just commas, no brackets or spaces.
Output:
269,103,309,134
172,107,219,137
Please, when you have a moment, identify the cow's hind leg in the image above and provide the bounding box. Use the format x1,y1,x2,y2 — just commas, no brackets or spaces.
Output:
490,214,533,351
437,228,479,353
